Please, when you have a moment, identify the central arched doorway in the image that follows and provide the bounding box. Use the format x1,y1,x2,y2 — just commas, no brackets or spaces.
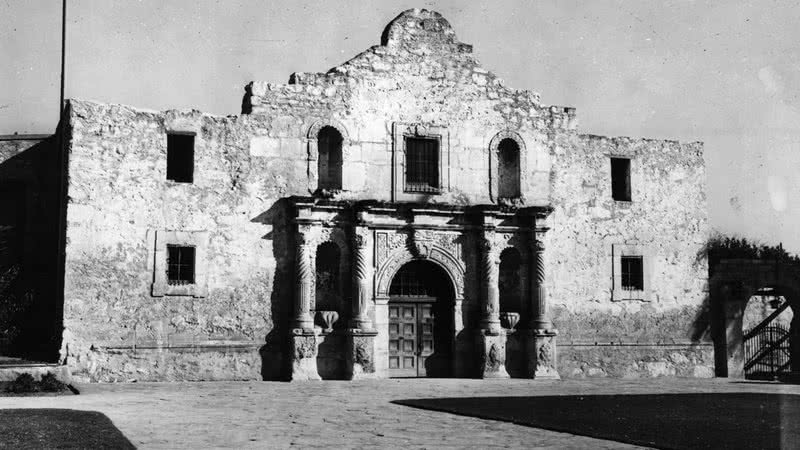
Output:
388,260,454,378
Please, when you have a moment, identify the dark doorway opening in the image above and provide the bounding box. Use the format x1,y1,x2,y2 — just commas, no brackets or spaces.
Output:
388,260,454,377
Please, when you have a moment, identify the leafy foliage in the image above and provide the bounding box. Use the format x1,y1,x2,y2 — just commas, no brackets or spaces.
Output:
705,234,800,266
4,373,68,394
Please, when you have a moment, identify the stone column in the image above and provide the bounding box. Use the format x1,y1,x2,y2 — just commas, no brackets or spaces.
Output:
527,227,559,379
530,229,552,331
290,224,320,381
350,226,372,330
345,225,378,380
479,230,502,333
292,226,315,331
476,229,509,378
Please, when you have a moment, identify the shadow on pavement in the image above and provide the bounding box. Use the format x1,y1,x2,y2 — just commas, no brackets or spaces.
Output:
393,393,800,449
0,409,135,449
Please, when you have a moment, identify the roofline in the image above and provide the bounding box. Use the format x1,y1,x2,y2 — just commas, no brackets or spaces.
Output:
0,134,52,141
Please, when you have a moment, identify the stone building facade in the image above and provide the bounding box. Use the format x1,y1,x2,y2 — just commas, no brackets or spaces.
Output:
55,9,711,382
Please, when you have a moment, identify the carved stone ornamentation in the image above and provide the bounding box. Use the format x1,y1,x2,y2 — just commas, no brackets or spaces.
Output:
479,231,502,332
290,332,321,381
345,331,378,380
317,310,339,332
476,330,509,378
374,230,466,300
500,312,520,331
351,227,372,329
530,227,552,331
527,330,559,380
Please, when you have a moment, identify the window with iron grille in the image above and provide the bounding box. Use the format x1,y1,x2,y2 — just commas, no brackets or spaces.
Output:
167,133,195,183
167,245,195,285
620,255,644,291
404,137,439,193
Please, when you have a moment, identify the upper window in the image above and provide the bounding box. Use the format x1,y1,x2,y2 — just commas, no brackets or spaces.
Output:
167,245,195,286
498,138,521,198
167,133,195,183
317,126,343,190
620,255,644,291
405,137,439,193
611,157,631,201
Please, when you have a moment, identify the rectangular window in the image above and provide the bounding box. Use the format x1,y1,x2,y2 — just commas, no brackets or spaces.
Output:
405,137,439,193
611,157,631,201
167,134,195,183
167,245,195,285
620,256,644,291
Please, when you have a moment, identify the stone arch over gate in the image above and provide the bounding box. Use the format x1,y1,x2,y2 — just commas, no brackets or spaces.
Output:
710,259,800,378
374,234,465,302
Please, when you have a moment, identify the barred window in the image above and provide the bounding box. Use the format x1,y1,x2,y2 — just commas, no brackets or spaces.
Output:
167,245,195,285
405,137,439,193
621,256,643,291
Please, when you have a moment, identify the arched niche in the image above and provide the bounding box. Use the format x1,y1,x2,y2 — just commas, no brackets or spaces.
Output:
488,130,527,203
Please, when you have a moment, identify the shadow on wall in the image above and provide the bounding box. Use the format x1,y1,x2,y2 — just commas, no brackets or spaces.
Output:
251,198,293,380
393,393,800,450
0,134,66,362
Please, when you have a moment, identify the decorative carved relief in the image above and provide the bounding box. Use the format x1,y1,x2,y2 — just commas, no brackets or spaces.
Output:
374,230,466,300
538,339,554,369
487,342,504,371
294,336,317,360
353,336,374,373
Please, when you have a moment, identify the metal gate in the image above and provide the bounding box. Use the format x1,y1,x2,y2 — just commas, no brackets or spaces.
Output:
744,320,791,380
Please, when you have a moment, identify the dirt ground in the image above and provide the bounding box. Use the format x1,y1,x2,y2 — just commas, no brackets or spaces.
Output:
1,377,798,449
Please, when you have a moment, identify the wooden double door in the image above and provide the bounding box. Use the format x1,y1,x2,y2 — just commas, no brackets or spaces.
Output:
388,299,436,377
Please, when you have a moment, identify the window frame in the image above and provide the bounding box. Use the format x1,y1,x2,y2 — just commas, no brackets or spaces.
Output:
610,156,632,202
166,132,196,184
391,123,450,201
403,136,441,194
166,245,196,286
150,230,209,297
612,244,651,301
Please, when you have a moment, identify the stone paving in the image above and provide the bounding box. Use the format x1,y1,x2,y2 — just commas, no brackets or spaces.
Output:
2,378,799,449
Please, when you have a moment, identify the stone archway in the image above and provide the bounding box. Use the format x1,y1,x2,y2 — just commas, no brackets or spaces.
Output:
710,259,800,379
386,259,455,378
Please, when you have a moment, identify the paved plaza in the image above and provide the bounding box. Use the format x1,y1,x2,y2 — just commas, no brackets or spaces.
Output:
1,378,799,449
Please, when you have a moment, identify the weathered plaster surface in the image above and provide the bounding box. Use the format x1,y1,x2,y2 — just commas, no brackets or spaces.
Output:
60,9,710,381
548,135,712,377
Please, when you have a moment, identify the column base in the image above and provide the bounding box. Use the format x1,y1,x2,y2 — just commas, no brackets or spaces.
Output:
476,329,509,379
345,328,379,380
527,328,560,380
289,328,321,381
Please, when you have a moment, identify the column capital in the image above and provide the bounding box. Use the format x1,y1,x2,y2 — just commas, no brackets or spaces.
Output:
297,223,321,248
352,226,370,248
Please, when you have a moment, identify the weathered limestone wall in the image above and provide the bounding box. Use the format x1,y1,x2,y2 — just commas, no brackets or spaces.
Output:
60,8,711,381
60,10,574,382
547,134,713,377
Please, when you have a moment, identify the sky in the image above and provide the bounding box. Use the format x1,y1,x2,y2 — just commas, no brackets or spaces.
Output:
2,0,800,252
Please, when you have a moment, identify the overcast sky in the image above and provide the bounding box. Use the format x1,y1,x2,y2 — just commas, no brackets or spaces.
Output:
2,0,799,252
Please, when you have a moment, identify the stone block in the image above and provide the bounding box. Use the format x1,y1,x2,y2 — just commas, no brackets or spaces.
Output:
476,330,509,379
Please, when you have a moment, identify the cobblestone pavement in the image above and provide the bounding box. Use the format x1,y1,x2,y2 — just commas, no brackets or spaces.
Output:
2,378,799,449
